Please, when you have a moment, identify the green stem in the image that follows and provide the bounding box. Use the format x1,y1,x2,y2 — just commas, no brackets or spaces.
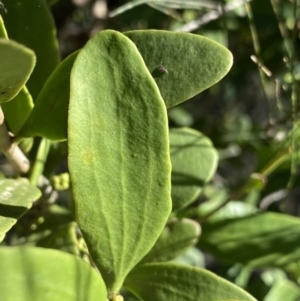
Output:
199,148,291,223
270,0,300,190
29,138,51,186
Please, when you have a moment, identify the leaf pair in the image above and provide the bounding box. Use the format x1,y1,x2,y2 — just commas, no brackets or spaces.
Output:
0,246,256,301
19,30,233,141
67,29,255,301
0,0,60,134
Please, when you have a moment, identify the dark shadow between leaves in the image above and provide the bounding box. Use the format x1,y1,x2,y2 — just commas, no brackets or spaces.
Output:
172,171,205,186
0,203,29,219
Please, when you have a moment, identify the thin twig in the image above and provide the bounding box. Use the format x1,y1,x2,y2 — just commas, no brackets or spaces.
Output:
175,0,252,32
0,106,29,173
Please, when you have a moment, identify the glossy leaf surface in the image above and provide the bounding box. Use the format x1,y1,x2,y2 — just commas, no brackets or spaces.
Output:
20,51,78,140
125,263,257,301
0,247,107,301
140,218,201,264
0,39,35,103
68,30,171,294
170,127,218,211
2,0,60,99
0,178,41,238
200,212,300,268
125,30,233,108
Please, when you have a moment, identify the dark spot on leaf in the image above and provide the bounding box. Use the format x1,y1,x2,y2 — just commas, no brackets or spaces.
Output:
151,68,167,78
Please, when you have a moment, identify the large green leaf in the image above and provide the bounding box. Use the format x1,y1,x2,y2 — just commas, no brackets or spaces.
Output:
140,218,201,264
125,30,233,108
0,39,35,103
68,30,171,294
0,178,41,238
124,263,257,301
2,0,60,99
200,212,300,268
170,127,218,211
19,51,78,141
0,247,107,301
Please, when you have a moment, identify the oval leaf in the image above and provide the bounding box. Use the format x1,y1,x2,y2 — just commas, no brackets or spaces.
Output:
200,212,300,268
140,218,201,264
0,246,107,301
0,178,41,238
2,0,60,99
0,16,34,135
125,30,233,108
0,39,35,103
170,127,218,211
20,51,78,140
68,30,171,294
124,263,257,301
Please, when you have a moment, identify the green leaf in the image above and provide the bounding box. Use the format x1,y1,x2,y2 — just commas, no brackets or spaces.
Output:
2,0,60,99
264,279,300,301
125,30,233,108
0,16,34,135
19,51,78,141
196,200,257,223
172,247,205,267
0,39,36,103
0,178,41,238
124,263,257,301
2,86,34,134
170,127,218,211
140,218,201,264
0,246,107,301
68,30,171,294
200,212,300,268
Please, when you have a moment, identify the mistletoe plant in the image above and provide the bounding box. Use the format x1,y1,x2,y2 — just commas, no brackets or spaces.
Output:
0,1,258,301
